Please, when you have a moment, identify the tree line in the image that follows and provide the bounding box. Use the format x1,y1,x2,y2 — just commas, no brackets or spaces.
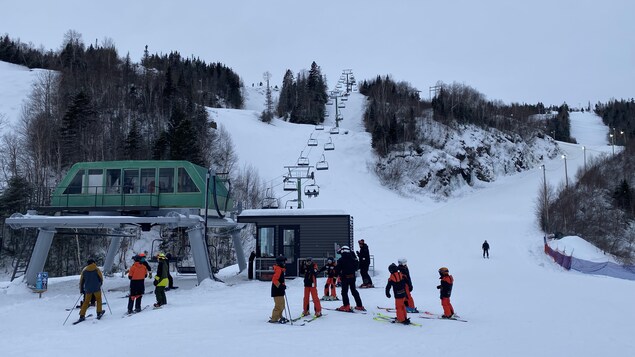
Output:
276,61,328,125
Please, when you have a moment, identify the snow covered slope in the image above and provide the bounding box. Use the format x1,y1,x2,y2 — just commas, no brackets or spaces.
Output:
2,70,634,357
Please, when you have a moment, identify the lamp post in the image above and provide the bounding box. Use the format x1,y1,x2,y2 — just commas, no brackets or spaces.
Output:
562,154,568,189
610,132,615,155
581,146,586,172
541,164,549,232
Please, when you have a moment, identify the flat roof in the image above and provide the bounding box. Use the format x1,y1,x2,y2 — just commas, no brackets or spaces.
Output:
238,208,348,217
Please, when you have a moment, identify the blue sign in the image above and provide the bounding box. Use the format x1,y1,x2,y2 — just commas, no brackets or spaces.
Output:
36,272,48,290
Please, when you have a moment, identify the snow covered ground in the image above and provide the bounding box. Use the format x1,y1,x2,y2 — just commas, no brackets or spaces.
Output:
2,62,634,356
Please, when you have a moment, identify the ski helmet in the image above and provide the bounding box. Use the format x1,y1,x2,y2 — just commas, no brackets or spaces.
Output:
398,258,407,265
326,257,334,264
339,246,351,253
305,257,313,265
388,263,398,274
438,267,449,274
275,255,286,264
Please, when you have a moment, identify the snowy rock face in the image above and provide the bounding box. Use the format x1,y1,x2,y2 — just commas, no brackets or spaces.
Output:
374,120,559,199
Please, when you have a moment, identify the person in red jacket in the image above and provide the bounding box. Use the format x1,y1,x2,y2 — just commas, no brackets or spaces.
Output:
127,255,148,314
319,257,338,301
437,267,455,318
269,255,289,324
301,258,322,317
397,258,419,313
385,263,411,324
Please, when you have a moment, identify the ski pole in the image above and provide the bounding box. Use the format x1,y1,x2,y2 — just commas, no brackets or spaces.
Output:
284,292,293,325
101,289,112,314
63,293,83,325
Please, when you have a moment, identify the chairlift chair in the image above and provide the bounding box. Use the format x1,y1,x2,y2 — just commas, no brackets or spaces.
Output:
285,199,302,209
283,177,298,191
316,155,329,170
315,123,325,130
329,127,340,135
324,137,335,151
307,133,318,147
304,183,320,198
341,96,348,101
338,103,345,109
262,187,279,209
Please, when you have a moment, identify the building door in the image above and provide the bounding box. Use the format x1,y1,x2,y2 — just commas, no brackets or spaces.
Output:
279,226,300,276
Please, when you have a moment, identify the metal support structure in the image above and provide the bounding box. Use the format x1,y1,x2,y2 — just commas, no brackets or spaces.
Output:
103,232,122,275
186,223,213,283
24,227,55,287
230,228,247,273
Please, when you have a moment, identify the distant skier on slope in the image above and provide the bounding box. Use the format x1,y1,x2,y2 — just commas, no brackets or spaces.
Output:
482,240,490,258
397,258,419,313
436,267,455,318
385,263,411,324
269,255,289,323
335,246,366,312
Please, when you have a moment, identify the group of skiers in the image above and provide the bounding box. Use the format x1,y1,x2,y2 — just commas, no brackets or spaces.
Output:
76,252,176,322
268,239,458,325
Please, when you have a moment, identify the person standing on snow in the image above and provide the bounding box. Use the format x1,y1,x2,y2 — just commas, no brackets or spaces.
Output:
335,246,366,312
127,255,148,314
319,257,339,301
397,258,418,313
153,253,169,308
269,255,289,323
436,267,455,318
385,263,411,324
356,239,373,288
482,240,490,258
301,258,322,317
78,258,105,321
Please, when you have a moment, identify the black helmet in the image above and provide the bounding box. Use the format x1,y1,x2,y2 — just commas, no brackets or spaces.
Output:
275,255,286,264
388,263,398,274
305,257,313,265
326,257,334,264
87,258,96,265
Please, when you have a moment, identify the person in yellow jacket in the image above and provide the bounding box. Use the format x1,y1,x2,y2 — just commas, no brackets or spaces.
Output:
153,253,169,307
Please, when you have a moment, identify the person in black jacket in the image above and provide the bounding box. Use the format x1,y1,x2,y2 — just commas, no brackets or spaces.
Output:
335,246,365,312
356,239,373,288
386,263,411,324
301,258,322,317
397,258,418,313
319,257,339,300
269,255,289,323
482,240,490,258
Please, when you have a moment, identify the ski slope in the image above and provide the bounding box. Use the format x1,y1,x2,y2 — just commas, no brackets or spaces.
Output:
1,64,634,356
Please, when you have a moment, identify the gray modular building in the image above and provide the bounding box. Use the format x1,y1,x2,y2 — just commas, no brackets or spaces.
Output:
237,209,353,278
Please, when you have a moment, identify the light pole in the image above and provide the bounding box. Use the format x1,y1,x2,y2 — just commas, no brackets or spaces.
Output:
610,132,615,155
581,146,586,172
541,164,549,232
562,154,568,189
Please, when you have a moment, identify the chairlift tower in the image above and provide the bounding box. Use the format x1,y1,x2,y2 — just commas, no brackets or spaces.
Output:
341,69,354,93
284,165,314,209
330,90,344,128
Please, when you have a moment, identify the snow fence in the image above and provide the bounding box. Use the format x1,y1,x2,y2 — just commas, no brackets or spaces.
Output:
543,236,635,281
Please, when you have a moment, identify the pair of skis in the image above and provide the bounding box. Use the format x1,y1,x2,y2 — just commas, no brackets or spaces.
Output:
273,313,326,326
72,311,106,325
373,312,422,327
376,306,468,322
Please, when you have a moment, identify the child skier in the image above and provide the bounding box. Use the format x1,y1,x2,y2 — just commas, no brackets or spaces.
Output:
436,267,455,318
153,253,169,308
269,255,289,323
397,258,418,313
385,263,411,324
127,255,148,314
319,257,339,300
302,258,322,317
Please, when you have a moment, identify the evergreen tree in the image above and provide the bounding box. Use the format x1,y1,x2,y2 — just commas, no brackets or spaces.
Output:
0,176,32,215
124,120,142,160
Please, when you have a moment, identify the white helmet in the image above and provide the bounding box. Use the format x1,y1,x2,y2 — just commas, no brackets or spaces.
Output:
398,258,407,265
339,246,351,253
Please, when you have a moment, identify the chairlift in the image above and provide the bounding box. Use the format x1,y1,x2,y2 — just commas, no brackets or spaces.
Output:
338,103,345,109
262,187,279,209
329,127,340,135
307,133,318,147
324,137,335,151
315,123,325,130
285,199,302,209
316,155,329,170
304,182,320,198
341,96,348,101
297,154,310,166
283,177,298,191
327,100,334,105
324,112,330,117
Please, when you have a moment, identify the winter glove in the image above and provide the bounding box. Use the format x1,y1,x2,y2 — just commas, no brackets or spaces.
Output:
386,292,391,298
280,284,286,291
153,279,158,286
436,285,441,289
128,276,132,280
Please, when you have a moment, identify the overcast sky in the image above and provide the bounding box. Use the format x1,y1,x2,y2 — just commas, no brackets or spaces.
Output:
2,0,633,107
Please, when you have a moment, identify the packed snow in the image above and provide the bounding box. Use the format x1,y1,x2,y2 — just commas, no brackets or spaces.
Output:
1,62,634,357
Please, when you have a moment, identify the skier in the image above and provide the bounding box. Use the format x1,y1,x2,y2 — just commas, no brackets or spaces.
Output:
482,240,490,258
319,257,339,300
356,239,373,288
137,252,152,278
436,267,455,318
78,258,104,321
335,246,366,312
301,258,322,317
269,255,289,323
165,253,178,290
153,253,169,308
397,258,419,313
127,255,148,314
385,263,411,324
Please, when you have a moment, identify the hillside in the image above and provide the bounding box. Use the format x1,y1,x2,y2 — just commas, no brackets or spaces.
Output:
2,62,634,357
